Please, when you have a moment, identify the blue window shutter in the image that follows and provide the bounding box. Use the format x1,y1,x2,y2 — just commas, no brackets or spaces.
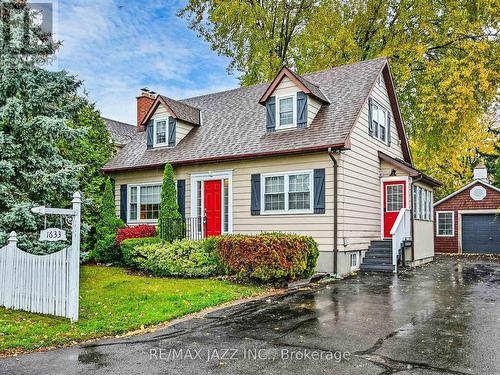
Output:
146,120,154,149
168,117,176,147
368,97,374,136
266,97,276,132
314,169,325,214
177,179,186,218
120,184,127,222
297,91,308,128
387,112,391,146
251,174,261,215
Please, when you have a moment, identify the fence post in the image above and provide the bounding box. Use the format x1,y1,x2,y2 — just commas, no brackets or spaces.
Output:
68,192,81,322
3,232,17,309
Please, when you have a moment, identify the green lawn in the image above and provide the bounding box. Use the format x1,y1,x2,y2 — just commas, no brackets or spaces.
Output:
0,265,264,355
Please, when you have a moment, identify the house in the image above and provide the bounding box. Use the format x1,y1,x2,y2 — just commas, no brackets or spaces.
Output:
103,117,136,149
102,57,441,276
434,163,500,254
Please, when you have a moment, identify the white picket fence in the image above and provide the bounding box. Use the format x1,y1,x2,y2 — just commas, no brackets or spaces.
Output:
0,193,81,321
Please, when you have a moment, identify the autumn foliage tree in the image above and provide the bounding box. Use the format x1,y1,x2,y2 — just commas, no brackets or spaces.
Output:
180,0,499,197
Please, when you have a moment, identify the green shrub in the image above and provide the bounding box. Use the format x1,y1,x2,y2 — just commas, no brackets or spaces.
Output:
91,178,125,262
121,236,163,267
216,233,319,282
129,238,223,278
157,163,182,242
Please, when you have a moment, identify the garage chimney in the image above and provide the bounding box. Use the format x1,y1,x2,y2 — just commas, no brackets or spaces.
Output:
473,162,488,182
136,88,156,131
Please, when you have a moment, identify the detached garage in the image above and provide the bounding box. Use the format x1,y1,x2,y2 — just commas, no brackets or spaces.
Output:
434,164,500,254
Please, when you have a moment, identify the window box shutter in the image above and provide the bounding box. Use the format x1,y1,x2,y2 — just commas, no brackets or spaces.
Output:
368,97,374,136
168,117,176,147
266,97,276,132
120,184,127,222
146,120,154,149
297,91,308,128
177,179,186,218
251,174,261,215
386,112,391,146
314,169,325,214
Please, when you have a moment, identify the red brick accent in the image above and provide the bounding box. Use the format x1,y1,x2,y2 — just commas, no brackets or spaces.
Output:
434,182,500,253
136,94,155,131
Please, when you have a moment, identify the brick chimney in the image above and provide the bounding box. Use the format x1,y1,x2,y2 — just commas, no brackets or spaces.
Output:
136,88,156,131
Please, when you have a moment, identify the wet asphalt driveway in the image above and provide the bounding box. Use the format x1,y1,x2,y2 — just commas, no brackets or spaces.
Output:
1,256,499,375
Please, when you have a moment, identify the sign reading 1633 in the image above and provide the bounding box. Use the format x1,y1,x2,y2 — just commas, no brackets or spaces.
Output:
39,228,67,242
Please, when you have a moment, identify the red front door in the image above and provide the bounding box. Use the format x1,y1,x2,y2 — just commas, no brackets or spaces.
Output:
204,180,222,237
383,181,406,238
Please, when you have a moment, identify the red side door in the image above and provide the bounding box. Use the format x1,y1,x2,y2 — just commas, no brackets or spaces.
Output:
383,181,406,238
204,180,222,237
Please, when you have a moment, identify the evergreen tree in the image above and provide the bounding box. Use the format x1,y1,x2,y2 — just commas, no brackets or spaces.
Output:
60,105,115,252
157,163,182,241
91,178,124,262
0,1,84,252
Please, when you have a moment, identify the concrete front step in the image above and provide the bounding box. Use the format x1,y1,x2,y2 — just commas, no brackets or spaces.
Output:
362,256,393,263
360,264,394,272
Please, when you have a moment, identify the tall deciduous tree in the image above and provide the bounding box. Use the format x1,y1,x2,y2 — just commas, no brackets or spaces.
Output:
180,0,499,197
0,1,84,252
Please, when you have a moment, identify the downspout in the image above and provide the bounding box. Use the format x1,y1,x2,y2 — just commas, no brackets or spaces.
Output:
328,149,339,276
409,174,424,263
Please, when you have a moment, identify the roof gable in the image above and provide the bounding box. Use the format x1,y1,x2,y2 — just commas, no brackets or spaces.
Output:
141,95,200,126
434,180,500,207
258,66,330,104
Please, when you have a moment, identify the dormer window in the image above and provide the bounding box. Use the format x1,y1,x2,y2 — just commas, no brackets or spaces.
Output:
152,117,175,148
277,94,296,129
154,119,168,146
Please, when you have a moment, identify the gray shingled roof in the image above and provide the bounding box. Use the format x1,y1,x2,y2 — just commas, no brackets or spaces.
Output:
103,118,136,146
103,58,387,172
158,95,201,126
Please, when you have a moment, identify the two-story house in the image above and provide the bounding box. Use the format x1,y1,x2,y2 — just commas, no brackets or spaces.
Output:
102,57,441,276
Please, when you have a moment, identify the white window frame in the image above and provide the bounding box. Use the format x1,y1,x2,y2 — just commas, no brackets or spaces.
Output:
153,117,174,148
127,182,162,223
276,93,297,130
436,211,454,237
350,253,359,271
370,99,389,144
261,170,314,215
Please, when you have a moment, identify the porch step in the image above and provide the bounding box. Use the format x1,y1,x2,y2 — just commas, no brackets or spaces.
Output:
360,239,394,273
360,263,394,273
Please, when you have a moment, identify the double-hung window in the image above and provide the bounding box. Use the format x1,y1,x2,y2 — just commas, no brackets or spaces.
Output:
128,184,161,222
370,101,388,143
436,212,454,236
153,117,175,147
277,94,296,129
262,171,313,213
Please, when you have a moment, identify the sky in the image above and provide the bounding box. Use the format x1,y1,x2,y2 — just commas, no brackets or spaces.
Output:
52,0,238,124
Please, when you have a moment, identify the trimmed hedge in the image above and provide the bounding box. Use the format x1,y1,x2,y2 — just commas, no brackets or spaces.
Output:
120,233,318,282
217,233,319,281
123,237,223,278
116,225,156,245
120,236,162,267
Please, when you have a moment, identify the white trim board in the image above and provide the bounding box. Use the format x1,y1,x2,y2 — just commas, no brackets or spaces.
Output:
434,180,500,207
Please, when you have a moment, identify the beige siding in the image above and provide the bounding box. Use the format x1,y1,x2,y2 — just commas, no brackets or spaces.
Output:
308,97,321,126
112,152,335,272
413,221,434,260
339,72,406,252
151,104,194,145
